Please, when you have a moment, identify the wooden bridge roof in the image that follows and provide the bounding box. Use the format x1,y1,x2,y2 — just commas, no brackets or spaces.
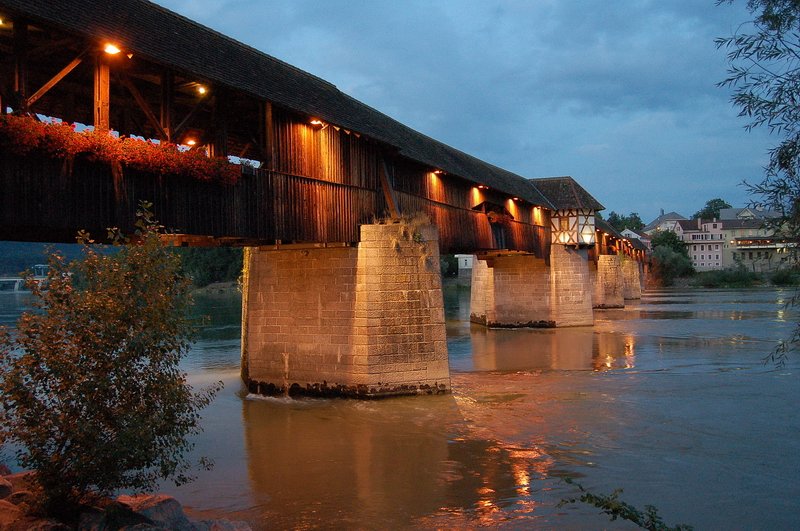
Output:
528,176,604,211
594,216,623,240
0,0,554,209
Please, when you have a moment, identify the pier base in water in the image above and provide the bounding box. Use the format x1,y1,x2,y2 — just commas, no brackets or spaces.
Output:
470,245,594,328
240,223,450,398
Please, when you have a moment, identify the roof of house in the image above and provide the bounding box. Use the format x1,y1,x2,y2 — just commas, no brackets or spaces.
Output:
721,219,767,230
0,0,555,208
674,219,704,231
528,176,604,211
719,207,781,220
643,211,687,232
620,228,650,240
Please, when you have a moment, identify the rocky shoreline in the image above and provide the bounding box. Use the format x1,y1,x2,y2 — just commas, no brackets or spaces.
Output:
0,468,251,531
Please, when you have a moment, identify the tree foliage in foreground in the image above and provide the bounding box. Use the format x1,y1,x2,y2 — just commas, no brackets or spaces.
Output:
559,478,693,531
718,0,800,364
717,0,800,235
692,198,732,220
0,205,221,518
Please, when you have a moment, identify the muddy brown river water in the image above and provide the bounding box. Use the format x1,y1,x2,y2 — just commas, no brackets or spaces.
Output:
2,286,799,529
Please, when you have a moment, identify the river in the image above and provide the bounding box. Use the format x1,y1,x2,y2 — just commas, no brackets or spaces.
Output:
2,286,799,529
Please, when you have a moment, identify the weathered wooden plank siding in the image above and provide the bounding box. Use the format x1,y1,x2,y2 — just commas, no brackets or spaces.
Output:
271,112,380,190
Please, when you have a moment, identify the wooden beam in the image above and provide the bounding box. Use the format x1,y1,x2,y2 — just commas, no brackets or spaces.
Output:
26,54,84,108
260,100,274,168
94,56,110,132
160,69,174,142
210,90,228,157
118,72,167,140
173,97,206,139
13,20,28,110
379,158,400,219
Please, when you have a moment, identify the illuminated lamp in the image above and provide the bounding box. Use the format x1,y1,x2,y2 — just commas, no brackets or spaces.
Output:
433,169,444,175
186,139,197,146
104,43,122,55
196,85,207,95
310,118,324,126
477,184,489,190
512,197,520,201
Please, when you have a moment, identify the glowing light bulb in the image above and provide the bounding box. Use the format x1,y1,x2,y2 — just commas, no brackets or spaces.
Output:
104,43,121,55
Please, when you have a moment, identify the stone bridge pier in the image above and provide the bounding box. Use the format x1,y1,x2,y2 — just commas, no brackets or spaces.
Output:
469,245,594,328
622,256,643,300
592,254,625,309
241,222,450,398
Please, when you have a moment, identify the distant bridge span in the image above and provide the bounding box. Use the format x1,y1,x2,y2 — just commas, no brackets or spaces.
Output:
0,0,647,397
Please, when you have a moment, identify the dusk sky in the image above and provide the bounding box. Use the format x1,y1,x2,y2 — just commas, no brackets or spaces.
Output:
157,0,772,224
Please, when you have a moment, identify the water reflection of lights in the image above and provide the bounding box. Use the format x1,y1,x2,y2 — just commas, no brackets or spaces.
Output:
624,336,636,368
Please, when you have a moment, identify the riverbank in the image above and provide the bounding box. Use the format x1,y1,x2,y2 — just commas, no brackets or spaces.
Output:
0,469,252,530
192,281,240,296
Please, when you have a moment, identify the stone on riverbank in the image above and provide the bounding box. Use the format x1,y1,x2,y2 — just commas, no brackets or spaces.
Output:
0,471,252,531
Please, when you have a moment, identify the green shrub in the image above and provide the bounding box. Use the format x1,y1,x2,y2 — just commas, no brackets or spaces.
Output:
0,205,221,520
770,267,800,286
650,246,694,286
690,266,760,288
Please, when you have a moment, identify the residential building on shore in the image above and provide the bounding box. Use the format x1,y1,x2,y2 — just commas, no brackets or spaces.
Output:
645,207,795,272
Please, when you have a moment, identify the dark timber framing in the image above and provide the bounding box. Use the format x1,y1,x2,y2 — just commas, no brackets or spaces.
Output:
0,0,634,262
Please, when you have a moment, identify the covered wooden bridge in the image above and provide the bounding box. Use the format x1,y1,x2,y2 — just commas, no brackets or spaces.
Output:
0,0,647,397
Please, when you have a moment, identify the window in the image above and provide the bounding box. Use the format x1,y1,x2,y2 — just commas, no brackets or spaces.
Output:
716,254,719,260
715,245,719,250
701,245,705,251
749,252,753,259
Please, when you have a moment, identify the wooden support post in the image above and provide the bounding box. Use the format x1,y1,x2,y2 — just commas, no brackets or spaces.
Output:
94,56,110,132
160,69,173,142
379,158,400,219
260,100,275,168
210,90,228,158
13,20,28,111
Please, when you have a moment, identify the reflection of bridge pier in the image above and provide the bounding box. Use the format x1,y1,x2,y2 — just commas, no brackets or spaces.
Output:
470,326,636,372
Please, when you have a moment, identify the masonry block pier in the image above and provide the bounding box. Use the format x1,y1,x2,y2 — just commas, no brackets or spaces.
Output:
470,245,594,328
241,222,450,398
592,254,625,309
622,257,643,300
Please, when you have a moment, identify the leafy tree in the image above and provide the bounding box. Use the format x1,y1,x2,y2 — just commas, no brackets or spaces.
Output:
717,0,800,235
649,230,693,286
0,205,221,519
650,246,695,286
174,247,243,287
692,198,732,220
650,230,689,256
718,0,800,364
606,211,645,231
